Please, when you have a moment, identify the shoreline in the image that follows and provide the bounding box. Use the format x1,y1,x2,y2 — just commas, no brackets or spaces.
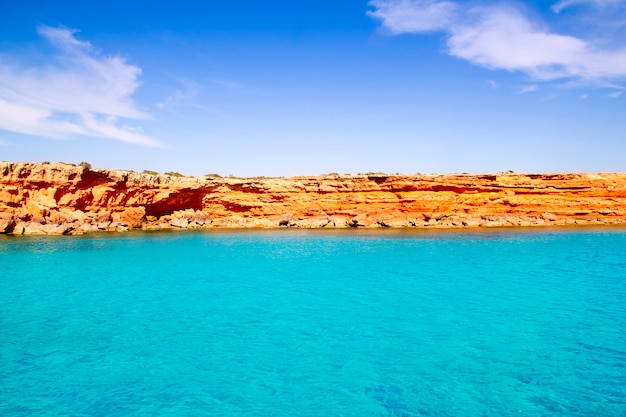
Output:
3,222,626,239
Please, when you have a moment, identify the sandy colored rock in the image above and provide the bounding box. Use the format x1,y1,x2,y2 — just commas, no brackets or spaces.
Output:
112,207,146,228
41,223,71,235
170,217,189,228
0,213,15,233
1,162,626,234
23,222,46,234
12,221,27,235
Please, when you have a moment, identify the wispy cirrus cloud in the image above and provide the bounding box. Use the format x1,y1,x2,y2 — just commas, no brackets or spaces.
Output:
155,80,227,120
519,85,538,94
368,0,626,87
552,0,624,13
0,26,161,147
486,80,498,89
367,0,457,33
156,80,203,111
156,79,222,115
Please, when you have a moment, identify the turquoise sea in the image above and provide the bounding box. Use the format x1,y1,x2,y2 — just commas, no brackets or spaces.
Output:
1,228,625,416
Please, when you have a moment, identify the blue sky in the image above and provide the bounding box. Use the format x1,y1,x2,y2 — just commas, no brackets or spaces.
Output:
1,0,625,176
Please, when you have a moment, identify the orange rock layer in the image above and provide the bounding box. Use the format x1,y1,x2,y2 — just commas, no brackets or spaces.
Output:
1,162,626,235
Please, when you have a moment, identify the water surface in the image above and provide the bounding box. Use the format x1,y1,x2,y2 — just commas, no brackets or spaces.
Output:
1,229,625,416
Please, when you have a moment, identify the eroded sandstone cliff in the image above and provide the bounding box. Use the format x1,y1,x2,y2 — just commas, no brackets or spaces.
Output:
1,161,625,235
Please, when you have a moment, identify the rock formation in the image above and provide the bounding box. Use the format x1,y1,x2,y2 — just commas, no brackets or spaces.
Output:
1,161,625,235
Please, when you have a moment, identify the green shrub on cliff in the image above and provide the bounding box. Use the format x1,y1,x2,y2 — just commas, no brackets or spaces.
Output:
79,161,92,169
164,171,184,177
143,170,159,176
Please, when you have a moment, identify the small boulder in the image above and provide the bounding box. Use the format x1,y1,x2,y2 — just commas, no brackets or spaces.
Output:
68,209,90,223
41,223,71,235
192,211,210,226
92,211,112,223
278,214,293,227
462,220,481,227
23,222,45,235
328,216,351,228
382,218,410,228
48,210,72,224
0,213,15,233
12,222,27,235
541,212,557,221
170,217,189,228
78,223,98,233
408,218,428,227
347,219,361,228
172,209,195,220
112,207,146,228
427,218,439,226
352,213,374,227
97,221,111,230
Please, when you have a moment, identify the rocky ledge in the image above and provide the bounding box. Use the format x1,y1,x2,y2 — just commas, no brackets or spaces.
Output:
1,161,625,235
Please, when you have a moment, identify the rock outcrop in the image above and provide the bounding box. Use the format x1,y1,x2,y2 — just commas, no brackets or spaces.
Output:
1,162,625,235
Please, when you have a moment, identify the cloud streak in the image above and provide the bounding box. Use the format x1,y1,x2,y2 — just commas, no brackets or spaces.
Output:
519,85,538,94
0,26,161,146
367,0,457,33
368,0,626,85
552,0,624,13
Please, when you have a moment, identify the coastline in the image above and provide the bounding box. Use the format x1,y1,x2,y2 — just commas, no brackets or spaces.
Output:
3,223,626,242
2,161,626,236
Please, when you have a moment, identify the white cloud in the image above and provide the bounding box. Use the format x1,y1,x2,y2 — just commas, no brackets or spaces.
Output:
156,81,206,110
368,0,457,33
519,85,538,94
156,87,197,110
0,26,161,146
552,0,624,13
368,1,626,85
579,93,589,99
447,8,593,80
156,80,224,118
609,90,624,98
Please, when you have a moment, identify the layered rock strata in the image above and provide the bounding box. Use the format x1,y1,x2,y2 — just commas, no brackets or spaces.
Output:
1,162,625,235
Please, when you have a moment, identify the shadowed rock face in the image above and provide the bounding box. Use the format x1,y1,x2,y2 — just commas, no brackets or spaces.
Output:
1,161,626,234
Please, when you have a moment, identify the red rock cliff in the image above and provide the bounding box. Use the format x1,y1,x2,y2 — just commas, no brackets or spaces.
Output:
1,162,625,234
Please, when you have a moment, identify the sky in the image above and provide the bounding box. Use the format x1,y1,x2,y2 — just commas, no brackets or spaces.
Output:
1,0,625,176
